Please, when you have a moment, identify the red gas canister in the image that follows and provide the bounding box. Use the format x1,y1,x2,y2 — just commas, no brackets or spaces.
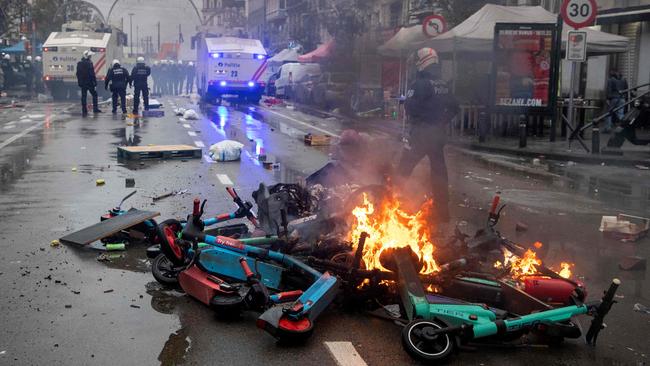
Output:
523,276,580,305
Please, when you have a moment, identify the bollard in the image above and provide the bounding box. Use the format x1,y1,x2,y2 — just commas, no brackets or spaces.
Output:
518,114,527,148
478,111,489,143
592,127,600,154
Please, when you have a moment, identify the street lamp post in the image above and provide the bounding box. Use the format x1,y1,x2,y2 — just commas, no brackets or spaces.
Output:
128,12,134,56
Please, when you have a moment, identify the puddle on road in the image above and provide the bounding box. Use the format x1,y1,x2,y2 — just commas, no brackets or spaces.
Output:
158,327,191,366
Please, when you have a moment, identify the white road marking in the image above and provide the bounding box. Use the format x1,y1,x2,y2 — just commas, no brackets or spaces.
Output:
183,124,191,128
324,342,368,366
194,140,205,148
0,121,45,151
261,108,340,138
188,131,197,137
216,174,233,185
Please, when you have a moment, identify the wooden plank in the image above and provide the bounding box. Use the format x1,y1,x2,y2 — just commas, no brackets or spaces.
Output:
304,134,332,146
120,144,198,152
60,209,160,246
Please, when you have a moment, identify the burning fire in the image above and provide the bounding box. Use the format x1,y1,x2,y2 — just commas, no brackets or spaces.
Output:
558,262,573,279
349,192,439,274
494,248,542,277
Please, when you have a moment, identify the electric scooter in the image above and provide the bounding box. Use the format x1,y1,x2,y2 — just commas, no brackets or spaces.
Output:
392,246,619,363
154,196,340,342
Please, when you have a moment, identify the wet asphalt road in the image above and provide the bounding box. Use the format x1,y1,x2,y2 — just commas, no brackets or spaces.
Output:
0,96,648,366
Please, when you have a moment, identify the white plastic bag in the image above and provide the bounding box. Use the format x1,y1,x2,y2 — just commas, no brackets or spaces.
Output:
183,109,199,120
174,107,186,116
209,140,244,162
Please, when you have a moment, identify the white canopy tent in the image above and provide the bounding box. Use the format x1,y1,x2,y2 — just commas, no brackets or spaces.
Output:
378,25,429,57
410,4,628,55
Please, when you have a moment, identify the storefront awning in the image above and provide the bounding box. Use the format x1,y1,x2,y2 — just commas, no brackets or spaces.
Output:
297,40,335,63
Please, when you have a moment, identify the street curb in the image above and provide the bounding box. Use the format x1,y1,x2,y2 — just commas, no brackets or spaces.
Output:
448,145,567,182
454,141,650,167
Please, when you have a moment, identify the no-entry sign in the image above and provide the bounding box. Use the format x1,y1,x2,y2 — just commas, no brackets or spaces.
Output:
561,0,598,29
422,15,447,37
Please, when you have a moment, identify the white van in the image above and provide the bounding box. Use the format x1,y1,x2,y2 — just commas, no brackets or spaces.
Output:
42,21,125,99
196,36,267,103
274,63,321,98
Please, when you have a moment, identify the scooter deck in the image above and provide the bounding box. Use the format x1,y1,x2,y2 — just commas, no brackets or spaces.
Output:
60,209,160,245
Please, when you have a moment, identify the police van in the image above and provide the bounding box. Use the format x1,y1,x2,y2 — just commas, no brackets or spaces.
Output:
196,36,267,104
42,21,125,99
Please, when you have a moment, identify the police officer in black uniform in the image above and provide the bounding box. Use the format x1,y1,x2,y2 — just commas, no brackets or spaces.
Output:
186,61,196,94
130,56,151,114
34,56,44,94
23,55,34,94
76,50,102,116
104,59,130,114
399,47,458,224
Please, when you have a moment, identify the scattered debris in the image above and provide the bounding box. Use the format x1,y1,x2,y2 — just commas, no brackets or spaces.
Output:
50,240,60,247
96,179,105,186
635,165,650,170
125,178,135,188
71,167,77,172
153,189,189,202
96,253,111,262
515,222,529,232
208,140,244,161
130,304,141,309
304,133,331,146
105,243,126,251
634,303,650,314
65,304,72,309
532,158,541,166
104,289,114,293
619,256,647,271
182,109,199,120
600,214,649,242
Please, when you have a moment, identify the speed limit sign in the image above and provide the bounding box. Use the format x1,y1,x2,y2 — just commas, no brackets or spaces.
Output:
422,15,447,37
561,0,598,29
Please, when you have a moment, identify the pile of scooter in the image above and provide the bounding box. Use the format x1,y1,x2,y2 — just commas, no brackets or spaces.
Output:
138,183,619,363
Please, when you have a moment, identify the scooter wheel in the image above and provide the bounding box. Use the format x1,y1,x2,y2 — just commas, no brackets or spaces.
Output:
402,319,454,362
151,254,180,287
276,316,314,345
157,219,186,266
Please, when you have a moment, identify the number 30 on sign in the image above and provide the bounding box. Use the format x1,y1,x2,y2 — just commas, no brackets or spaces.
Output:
561,0,598,29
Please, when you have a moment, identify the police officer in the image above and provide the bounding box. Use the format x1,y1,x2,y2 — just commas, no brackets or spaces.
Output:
22,55,34,93
174,60,186,95
186,61,196,94
104,59,130,114
34,56,44,94
130,56,151,114
159,60,169,95
151,60,160,95
399,47,458,224
1,54,14,89
76,50,102,116
168,60,177,95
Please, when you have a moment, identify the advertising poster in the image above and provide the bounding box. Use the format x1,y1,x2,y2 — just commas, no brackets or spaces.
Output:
492,23,558,113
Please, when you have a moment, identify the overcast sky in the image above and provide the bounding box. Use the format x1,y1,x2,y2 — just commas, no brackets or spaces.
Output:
87,0,203,60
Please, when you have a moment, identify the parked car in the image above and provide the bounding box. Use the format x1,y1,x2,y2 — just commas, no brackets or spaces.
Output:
275,62,321,99
312,72,355,110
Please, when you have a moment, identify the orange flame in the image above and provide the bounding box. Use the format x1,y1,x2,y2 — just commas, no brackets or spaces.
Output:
494,248,542,277
349,193,439,274
558,262,573,279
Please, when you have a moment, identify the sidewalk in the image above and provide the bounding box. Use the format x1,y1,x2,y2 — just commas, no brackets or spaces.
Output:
453,135,650,166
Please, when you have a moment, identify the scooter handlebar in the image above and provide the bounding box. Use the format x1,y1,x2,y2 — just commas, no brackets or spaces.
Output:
490,195,500,215
192,198,201,216
585,278,620,345
239,257,255,279
226,187,238,199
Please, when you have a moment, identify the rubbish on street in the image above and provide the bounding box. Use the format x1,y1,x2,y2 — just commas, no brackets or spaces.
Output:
125,178,135,188
634,303,650,314
50,239,60,247
103,289,114,293
96,179,105,186
208,140,244,161
304,133,332,146
152,189,189,202
71,167,77,172
148,99,162,109
60,209,160,246
174,107,186,116
618,256,647,271
600,214,649,242
635,165,649,170
515,221,529,232
130,304,141,309
182,109,199,120
105,243,126,251
117,145,202,160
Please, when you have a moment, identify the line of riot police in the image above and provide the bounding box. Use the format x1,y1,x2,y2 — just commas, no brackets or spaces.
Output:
151,60,195,96
0,53,44,95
